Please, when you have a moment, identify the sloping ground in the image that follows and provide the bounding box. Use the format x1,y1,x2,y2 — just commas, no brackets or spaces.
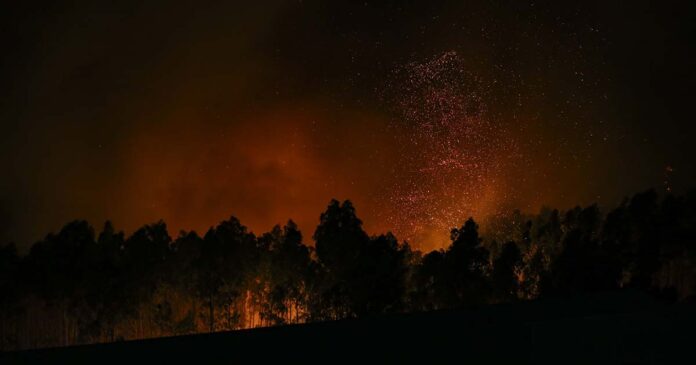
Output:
2,290,694,364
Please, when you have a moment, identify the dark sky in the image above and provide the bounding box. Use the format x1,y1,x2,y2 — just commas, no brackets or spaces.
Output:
2,1,695,251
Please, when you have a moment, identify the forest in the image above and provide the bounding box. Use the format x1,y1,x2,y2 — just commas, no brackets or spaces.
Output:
1,189,695,351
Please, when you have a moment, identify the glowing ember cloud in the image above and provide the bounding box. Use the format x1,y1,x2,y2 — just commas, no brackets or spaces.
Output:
379,51,521,246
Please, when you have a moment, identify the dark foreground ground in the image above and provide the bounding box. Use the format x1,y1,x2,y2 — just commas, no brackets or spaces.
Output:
2,290,695,364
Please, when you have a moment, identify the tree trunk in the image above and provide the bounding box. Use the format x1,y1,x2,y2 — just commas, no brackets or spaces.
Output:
62,307,68,347
192,298,198,333
208,298,214,333
1,312,5,351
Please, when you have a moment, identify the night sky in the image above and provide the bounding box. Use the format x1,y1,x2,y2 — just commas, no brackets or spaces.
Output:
2,1,695,251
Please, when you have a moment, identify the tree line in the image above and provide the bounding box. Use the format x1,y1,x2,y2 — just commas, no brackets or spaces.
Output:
1,189,695,350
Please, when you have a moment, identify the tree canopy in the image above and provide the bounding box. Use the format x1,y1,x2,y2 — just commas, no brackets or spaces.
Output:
1,189,696,350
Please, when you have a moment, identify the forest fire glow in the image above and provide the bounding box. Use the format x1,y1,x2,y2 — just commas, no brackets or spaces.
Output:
2,2,696,359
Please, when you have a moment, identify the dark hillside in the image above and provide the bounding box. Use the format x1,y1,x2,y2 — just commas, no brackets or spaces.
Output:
3,290,694,364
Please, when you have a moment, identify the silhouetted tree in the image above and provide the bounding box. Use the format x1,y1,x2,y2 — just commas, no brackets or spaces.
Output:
5,188,696,350
313,200,370,319
25,221,96,345
546,205,621,295
411,249,447,310
0,243,20,350
257,220,312,325
445,218,490,306
491,241,522,302
198,216,257,331
655,192,696,298
348,233,411,316
171,230,204,333
625,190,662,289
120,221,172,339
